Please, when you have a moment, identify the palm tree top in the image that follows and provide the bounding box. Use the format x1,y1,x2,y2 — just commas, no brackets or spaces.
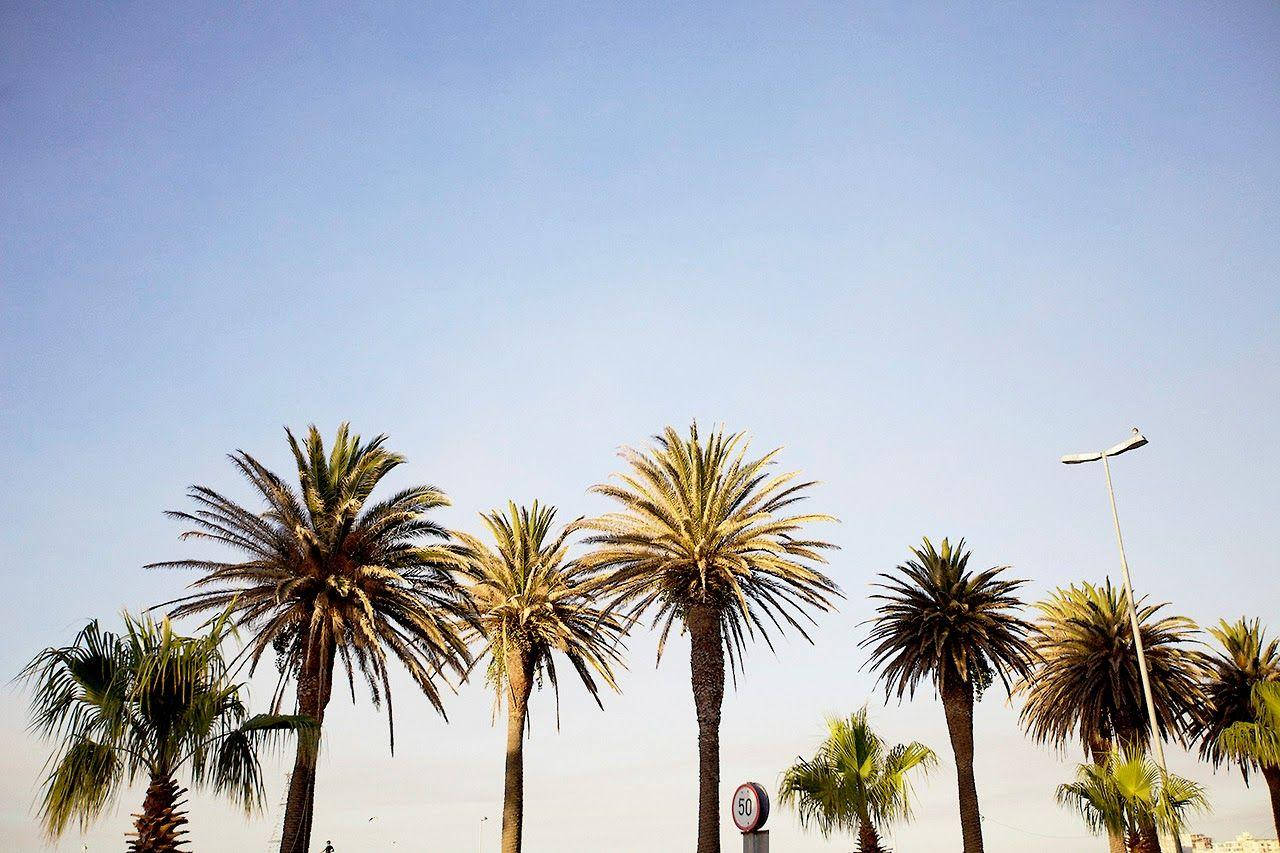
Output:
862,537,1035,701
20,611,314,837
578,422,841,672
1019,579,1203,752
1193,617,1280,767
1057,748,1209,841
454,500,628,720
146,422,473,750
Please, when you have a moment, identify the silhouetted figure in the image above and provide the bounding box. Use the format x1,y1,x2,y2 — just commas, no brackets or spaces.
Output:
322,842,335,853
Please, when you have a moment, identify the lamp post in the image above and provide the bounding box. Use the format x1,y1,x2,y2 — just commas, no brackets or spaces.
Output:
1063,428,1181,852
477,816,488,853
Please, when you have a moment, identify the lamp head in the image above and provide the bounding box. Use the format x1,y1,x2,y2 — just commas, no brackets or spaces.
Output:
1104,428,1148,458
1061,452,1103,464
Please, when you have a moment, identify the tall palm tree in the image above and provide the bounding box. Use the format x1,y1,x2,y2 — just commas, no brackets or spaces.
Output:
1018,581,1204,852
20,612,314,852
779,708,936,853
146,424,474,853
578,423,840,853
1057,748,1208,853
861,537,1035,853
1191,619,1280,836
453,501,628,853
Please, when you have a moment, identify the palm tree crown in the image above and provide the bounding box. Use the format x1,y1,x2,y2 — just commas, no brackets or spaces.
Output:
579,423,840,669
1019,580,1203,756
578,422,839,853
455,501,626,718
779,708,936,853
1057,748,1208,853
454,500,627,853
862,537,1035,701
1191,618,1280,767
147,423,473,853
20,612,312,849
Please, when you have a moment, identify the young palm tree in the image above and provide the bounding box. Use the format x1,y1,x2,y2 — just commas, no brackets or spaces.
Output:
1057,749,1208,853
20,612,314,852
578,423,840,853
146,424,474,853
1191,618,1280,835
861,537,1034,853
1018,581,1204,852
453,501,627,853
779,708,936,853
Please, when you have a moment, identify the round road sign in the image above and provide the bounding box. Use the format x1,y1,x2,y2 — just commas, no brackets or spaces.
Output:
731,782,769,833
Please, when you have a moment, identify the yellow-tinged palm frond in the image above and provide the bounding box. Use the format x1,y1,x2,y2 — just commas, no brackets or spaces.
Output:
1190,618,1280,769
1057,748,1208,843
779,708,936,840
578,423,840,672
147,424,474,750
454,501,627,724
1018,580,1204,753
19,613,314,837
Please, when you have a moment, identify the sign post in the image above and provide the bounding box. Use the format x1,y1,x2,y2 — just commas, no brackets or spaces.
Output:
731,782,769,853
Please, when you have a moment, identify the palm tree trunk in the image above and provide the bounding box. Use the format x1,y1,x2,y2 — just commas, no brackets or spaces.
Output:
1262,764,1280,840
502,649,534,853
1090,740,1126,853
940,675,984,853
1132,817,1161,853
127,771,189,853
279,643,334,853
856,817,885,853
688,604,724,853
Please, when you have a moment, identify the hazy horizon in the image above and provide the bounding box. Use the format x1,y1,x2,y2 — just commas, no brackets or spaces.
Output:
3,1,1278,850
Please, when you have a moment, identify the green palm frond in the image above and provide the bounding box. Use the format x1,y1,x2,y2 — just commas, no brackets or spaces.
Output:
1056,748,1208,841
455,501,627,724
779,708,936,839
577,423,840,673
1019,580,1204,753
1219,682,1280,768
20,612,309,837
1190,618,1280,769
147,423,475,749
862,537,1034,700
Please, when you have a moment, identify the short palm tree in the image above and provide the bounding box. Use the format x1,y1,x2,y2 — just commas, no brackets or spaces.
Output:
861,537,1035,853
1191,617,1280,835
1018,580,1203,851
779,708,936,853
1057,748,1208,853
146,424,474,853
20,612,314,852
453,501,627,853
578,423,840,853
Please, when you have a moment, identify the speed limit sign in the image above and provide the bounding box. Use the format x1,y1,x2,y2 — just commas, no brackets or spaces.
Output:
731,782,769,833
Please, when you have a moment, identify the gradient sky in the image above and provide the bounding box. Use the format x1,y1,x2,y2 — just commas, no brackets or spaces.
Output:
2,1,1278,850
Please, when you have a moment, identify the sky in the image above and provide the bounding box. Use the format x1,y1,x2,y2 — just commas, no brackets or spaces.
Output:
1,0,1278,850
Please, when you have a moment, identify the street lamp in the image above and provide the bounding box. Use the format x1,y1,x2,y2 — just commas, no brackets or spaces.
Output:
1062,428,1180,849
477,815,488,853
1060,429,1163,761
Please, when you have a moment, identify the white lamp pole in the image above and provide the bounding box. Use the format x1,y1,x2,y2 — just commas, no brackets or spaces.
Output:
477,815,488,853
1063,428,1181,852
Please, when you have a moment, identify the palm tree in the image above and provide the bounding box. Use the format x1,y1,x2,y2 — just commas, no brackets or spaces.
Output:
20,612,314,852
779,708,936,853
1191,618,1280,836
1057,748,1208,853
1018,581,1204,852
146,424,474,853
578,423,840,853
861,537,1034,853
453,501,628,853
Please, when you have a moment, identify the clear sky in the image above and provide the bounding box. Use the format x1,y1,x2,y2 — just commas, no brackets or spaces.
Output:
2,1,1278,850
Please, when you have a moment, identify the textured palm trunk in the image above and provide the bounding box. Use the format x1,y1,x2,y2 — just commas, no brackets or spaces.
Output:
1131,818,1161,853
126,771,189,852
856,816,886,853
501,648,534,853
1090,740,1126,853
1262,764,1280,840
940,675,984,853
279,643,333,853
688,604,724,853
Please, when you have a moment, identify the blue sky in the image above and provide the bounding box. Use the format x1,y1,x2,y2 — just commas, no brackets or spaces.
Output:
2,1,1278,850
